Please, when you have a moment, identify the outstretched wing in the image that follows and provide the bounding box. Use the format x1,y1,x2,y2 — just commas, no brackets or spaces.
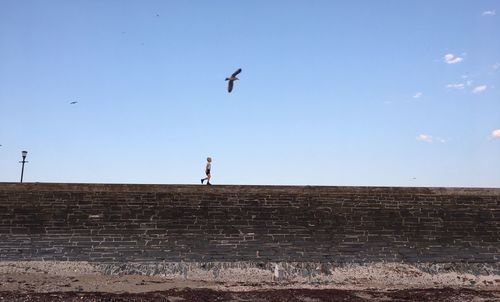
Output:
228,80,234,93
231,68,242,77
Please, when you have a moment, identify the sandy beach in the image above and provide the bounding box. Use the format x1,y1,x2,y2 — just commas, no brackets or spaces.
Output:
0,261,499,301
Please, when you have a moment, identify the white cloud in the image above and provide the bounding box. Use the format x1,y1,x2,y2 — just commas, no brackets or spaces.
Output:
493,63,500,70
446,83,465,89
417,134,433,143
466,80,473,86
416,134,448,143
472,85,488,94
482,10,496,16
444,54,464,64
413,92,423,98
492,129,500,139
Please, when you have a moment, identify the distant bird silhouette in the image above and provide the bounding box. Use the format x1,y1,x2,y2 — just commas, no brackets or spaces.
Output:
70,101,78,104
225,68,242,93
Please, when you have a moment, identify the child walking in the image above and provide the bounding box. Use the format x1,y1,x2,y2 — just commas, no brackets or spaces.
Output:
201,157,212,185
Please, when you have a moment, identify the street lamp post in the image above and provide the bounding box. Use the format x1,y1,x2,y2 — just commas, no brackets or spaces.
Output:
20,150,28,183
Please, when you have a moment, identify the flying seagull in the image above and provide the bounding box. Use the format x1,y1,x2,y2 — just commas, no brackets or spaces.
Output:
225,68,242,93
70,101,78,105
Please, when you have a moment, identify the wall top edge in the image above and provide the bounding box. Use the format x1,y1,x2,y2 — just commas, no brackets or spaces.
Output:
0,182,499,195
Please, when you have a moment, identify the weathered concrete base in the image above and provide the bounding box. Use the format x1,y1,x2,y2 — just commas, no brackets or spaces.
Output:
97,261,500,281
1,261,499,292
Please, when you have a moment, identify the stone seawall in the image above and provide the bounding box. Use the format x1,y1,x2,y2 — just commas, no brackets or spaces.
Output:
0,183,498,267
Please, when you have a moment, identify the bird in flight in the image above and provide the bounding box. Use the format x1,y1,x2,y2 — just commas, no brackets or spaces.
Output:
70,101,78,105
225,68,242,93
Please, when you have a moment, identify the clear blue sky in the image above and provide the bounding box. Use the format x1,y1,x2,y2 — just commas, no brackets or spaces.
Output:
1,1,499,187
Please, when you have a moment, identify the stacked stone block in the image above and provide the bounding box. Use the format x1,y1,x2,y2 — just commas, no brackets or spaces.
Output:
0,183,498,264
